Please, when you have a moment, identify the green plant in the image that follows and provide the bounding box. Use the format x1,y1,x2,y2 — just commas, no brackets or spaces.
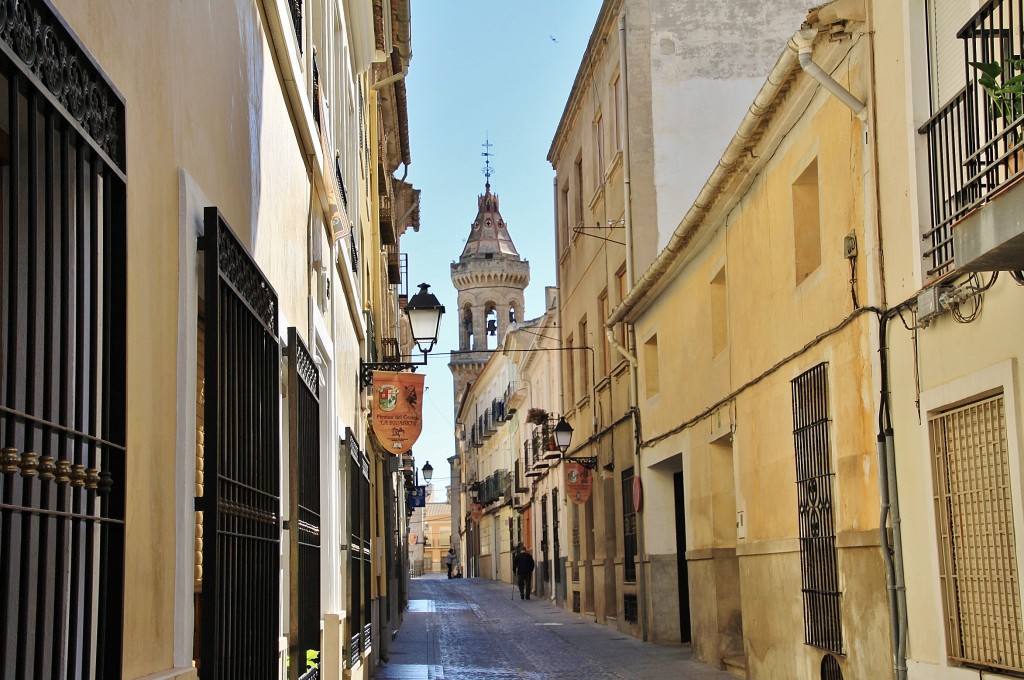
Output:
971,59,1024,124
526,408,549,426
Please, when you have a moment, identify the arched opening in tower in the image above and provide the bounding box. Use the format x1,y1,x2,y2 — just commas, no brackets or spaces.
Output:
485,306,499,351
462,306,474,351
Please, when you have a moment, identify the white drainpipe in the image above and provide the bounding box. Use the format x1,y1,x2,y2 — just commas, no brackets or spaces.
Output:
792,28,867,120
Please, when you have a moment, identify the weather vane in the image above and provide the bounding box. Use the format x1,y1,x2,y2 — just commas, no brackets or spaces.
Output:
481,135,494,189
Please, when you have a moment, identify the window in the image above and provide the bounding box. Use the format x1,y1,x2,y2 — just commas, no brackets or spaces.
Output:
560,184,570,251
643,334,659,398
931,394,1024,671
926,0,977,109
611,72,623,153
793,159,822,284
574,155,584,227
348,431,372,665
0,10,128,676
615,264,628,349
711,267,728,356
566,334,576,402
287,330,322,658
593,112,605,186
622,468,637,582
792,363,843,653
578,317,589,395
599,290,611,376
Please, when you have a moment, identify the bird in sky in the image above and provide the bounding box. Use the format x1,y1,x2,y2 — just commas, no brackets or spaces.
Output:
549,34,558,43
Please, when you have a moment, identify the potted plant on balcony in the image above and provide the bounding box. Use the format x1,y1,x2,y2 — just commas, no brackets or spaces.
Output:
971,59,1024,172
526,408,549,426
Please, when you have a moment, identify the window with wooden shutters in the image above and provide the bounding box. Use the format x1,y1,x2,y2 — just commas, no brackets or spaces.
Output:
931,394,1024,673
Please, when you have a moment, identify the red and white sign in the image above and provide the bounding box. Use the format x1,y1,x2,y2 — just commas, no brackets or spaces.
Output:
371,371,424,454
564,462,593,505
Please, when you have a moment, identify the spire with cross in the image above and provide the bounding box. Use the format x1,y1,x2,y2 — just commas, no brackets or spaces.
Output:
481,136,494,190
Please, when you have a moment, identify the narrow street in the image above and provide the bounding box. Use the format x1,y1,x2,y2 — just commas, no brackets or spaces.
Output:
379,574,735,680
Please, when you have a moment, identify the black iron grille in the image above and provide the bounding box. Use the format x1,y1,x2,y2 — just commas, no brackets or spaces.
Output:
572,591,581,613
821,654,843,680
288,329,322,667
199,208,282,678
624,594,638,624
622,468,637,583
0,1,127,675
792,363,843,654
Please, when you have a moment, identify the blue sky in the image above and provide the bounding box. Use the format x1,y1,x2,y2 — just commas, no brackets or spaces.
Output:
402,2,600,496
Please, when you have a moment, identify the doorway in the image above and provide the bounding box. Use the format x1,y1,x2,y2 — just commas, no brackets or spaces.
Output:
674,471,692,643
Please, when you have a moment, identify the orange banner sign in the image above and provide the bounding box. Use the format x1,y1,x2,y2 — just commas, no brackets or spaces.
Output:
371,371,424,455
565,462,593,505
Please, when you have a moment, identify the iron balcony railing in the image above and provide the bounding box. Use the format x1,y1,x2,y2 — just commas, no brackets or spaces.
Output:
919,0,1024,279
288,0,303,51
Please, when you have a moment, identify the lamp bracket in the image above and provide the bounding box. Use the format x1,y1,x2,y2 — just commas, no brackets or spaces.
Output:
360,356,426,388
564,456,598,470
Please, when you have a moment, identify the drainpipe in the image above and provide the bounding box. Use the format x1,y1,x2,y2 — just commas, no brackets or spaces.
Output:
878,313,908,680
618,13,635,288
792,28,867,120
370,66,407,91
885,429,908,679
618,11,649,643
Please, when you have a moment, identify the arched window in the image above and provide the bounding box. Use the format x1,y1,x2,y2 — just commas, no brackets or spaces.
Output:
485,306,499,350
462,306,474,350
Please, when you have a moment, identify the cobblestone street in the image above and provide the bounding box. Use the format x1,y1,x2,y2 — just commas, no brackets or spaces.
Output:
378,574,736,679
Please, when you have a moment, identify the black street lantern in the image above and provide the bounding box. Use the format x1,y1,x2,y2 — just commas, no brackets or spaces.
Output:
360,282,446,387
554,417,574,454
406,283,446,354
422,461,434,482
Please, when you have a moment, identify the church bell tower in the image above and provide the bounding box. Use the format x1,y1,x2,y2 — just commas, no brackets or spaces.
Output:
448,151,530,406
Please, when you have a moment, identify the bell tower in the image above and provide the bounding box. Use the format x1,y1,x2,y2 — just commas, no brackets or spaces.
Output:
449,145,530,406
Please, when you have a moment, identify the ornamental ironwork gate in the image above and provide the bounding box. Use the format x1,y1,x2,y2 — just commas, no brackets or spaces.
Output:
199,207,281,678
0,0,127,675
287,328,321,680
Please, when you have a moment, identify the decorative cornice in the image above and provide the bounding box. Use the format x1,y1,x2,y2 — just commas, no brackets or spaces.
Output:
0,0,125,172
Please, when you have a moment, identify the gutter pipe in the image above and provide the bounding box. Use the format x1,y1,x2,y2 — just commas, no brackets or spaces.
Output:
618,11,649,644
792,28,867,120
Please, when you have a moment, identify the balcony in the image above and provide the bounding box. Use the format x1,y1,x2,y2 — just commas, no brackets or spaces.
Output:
385,244,402,284
919,0,1024,278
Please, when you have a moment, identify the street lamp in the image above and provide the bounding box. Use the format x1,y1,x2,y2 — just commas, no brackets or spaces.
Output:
422,461,433,482
554,417,573,453
468,482,480,501
406,283,446,354
361,282,446,387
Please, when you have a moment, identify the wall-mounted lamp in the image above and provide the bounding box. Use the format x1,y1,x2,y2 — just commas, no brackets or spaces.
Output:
361,282,446,387
422,461,433,482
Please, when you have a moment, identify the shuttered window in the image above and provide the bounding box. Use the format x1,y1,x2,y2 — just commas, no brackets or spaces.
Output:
931,394,1024,673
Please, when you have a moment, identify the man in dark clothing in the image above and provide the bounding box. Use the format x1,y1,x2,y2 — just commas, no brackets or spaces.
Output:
512,547,535,600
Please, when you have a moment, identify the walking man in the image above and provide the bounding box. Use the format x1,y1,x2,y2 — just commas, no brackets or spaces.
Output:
513,546,535,600
445,548,456,579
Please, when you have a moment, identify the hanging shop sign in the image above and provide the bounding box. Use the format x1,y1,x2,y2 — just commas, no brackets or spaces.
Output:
409,485,427,508
371,371,424,454
565,462,593,505
470,503,484,523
